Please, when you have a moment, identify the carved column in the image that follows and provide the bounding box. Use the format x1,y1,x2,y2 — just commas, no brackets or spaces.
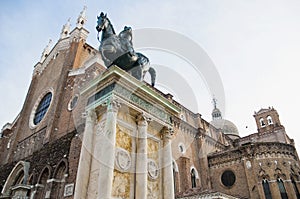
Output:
161,127,175,199
74,109,96,199
135,113,148,199
97,98,120,199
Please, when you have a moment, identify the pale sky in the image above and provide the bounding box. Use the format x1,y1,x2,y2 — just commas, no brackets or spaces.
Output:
1,0,300,150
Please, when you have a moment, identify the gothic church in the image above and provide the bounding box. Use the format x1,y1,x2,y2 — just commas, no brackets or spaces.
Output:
0,8,299,199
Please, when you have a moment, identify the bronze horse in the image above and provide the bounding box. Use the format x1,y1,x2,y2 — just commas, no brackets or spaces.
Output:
96,12,156,86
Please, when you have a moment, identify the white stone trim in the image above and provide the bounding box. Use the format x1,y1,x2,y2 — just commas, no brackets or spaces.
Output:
67,94,79,111
64,183,74,197
47,178,63,183
68,54,104,77
29,88,54,129
1,161,30,195
172,159,179,172
35,183,44,188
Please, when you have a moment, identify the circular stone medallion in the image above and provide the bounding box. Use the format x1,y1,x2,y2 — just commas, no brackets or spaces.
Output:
147,159,159,180
115,148,131,172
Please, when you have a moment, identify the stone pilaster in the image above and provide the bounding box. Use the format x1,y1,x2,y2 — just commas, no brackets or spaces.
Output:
135,113,149,199
74,109,96,199
161,127,175,199
269,180,280,199
97,98,120,199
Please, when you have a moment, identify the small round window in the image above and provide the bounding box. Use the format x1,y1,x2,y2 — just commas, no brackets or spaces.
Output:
33,92,52,125
221,170,236,187
68,95,79,111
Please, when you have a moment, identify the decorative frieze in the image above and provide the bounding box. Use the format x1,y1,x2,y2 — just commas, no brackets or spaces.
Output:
87,83,171,124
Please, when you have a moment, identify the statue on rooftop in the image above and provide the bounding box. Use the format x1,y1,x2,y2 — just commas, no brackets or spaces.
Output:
96,12,156,86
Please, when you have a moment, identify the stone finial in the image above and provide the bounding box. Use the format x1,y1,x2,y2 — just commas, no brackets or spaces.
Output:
76,6,87,29
60,18,71,39
40,39,52,63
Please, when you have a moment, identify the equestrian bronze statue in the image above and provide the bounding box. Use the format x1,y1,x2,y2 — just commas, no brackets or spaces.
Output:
96,12,156,86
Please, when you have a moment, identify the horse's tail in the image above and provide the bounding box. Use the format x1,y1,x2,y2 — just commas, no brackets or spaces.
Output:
148,67,156,87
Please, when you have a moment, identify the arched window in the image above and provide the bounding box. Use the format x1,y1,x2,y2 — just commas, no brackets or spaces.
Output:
260,118,266,127
267,116,273,125
277,178,288,199
13,170,24,185
291,177,300,199
262,179,272,199
35,167,50,199
191,168,196,188
27,173,35,186
1,161,30,195
51,161,67,198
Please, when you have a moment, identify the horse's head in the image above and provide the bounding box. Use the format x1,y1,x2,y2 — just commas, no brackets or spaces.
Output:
96,12,108,32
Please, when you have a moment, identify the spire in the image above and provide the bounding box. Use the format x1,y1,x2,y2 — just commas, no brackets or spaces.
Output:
211,97,222,120
76,6,87,29
60,18,71,39
40,39,52,63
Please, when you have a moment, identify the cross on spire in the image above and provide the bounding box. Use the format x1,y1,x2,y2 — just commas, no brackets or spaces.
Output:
212,96,218,109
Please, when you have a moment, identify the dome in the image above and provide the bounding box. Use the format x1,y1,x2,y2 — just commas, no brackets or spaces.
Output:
210,119,240,138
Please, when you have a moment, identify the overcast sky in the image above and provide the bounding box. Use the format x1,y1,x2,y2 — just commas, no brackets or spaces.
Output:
1,0,300,150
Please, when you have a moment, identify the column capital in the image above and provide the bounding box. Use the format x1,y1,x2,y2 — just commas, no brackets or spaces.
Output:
105,97,121,113
86,109,97,122
161,126,174,140
136,113,151,126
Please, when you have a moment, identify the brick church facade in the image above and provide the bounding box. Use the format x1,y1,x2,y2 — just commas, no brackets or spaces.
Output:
0,8,300,199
